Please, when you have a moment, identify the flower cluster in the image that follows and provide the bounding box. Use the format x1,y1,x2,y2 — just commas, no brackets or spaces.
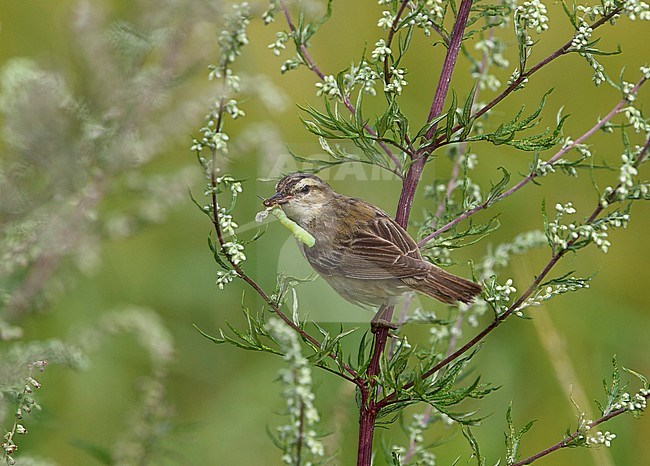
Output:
610,388,649,414
377,10,396,29
515,277,590,313
423,175,482,212
534,159,556,176
266,318,324,465
570,20,593,50
571,0,650,86
479,230,547,279
222,241,245,265
617,152,639,196
377,0,444,38
192,3,251,158
410,12,435,37
473,38,509,91
585,52,606,86
2,360,47,466
586,430,617,447
622,80,637,102
390,413,437,466
192,125,229,155
342,62,379,96
268,31,289,56
484,277,517,314
428,324,449,344
535,137,593,177
315,74,342,98
623,105,650,133
514,0,549,72
515,0,550,36
216,270,238,289
216,2,250,69
621,0,650,21
211,176,247,276
217,207,238,237
562,136,593,159
576,0,619,20
384,67,408,95
601,143,647,205
281,57,301,74
371,39,392,62
548,202,629,253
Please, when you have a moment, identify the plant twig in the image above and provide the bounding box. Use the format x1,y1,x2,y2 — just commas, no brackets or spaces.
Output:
418,75,647,246
279,0,404,172
380,135,650,407
207,88,360,383
419,6,624,156
512,392,650,466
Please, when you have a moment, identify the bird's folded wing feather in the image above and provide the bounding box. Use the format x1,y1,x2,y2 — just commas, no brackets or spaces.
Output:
320,216,431,280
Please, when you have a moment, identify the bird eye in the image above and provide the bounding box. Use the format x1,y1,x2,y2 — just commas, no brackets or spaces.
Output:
300,185,310,194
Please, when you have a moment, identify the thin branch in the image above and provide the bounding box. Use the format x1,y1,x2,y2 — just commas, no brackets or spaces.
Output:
433,26,494,220
380,136,650,407
295,399,305,466
418,6,624,156
512,392,650,466
382,0,411,89
279,0,404,172
417,75,647,246
280,1,325,80
207,89,360,384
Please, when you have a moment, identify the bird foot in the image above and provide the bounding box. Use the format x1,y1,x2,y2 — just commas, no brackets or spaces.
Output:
370,318,399,334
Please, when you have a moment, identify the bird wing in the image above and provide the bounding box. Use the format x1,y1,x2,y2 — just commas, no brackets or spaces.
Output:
312,214,431,280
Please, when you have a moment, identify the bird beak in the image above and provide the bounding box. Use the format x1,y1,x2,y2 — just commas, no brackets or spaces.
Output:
263,192,291,207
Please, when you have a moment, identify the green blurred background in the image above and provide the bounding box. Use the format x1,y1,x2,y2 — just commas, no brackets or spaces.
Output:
1,1,648,465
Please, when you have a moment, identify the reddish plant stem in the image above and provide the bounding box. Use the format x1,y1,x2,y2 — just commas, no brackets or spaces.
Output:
424,0,474,140
356,404,376,466
512,392,650,465
357,2,476,463
396,0,475,226
280,2,324,80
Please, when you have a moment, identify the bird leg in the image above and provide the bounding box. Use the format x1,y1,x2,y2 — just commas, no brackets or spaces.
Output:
371,304,399,333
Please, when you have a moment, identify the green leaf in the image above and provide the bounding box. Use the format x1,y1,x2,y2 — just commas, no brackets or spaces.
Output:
445,90,459,142
415,112,449,140
561,0,579,29
469,89,566,151
622,366,649,390
207,235,230,270
462,426,485,466
505,403,536,465
188,187,213,219
486,166,511,205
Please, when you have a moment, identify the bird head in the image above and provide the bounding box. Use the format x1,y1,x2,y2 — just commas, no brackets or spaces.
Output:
263,173,332,225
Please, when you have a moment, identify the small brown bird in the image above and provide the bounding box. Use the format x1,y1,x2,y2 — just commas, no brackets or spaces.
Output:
263,173,481,308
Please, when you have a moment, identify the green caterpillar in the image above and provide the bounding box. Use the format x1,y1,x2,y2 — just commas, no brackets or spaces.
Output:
255,208,315,247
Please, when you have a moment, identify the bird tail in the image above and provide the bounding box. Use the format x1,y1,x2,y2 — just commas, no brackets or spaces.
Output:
407,267,482,304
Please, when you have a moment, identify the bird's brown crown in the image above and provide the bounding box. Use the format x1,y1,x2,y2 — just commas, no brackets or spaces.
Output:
274,173,330,196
